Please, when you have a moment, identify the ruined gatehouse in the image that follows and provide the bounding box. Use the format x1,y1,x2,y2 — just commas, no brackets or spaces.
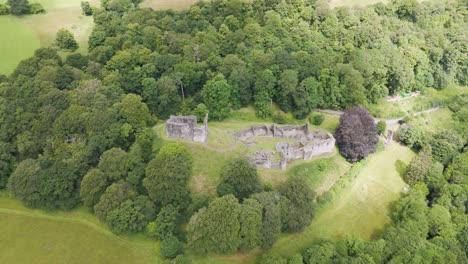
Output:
234,123,335,170
166,115,208,143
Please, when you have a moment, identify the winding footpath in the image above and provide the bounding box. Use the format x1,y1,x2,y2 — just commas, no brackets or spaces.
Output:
318,107,441,125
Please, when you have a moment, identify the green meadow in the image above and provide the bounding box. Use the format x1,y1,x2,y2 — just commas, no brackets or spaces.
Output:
0,0,97,75
0,16,39,75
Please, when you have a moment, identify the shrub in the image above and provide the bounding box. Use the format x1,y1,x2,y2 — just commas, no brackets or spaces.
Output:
7,0,30,15
193,103,208,122
171,255,191,264
29,3,45,14
377,120,387,135
55,28,79,51
81,1,93,16
429,130,464,165
0,4,9,15
396,122,426,150
272,112,287,124
310,114,325,125
161,234,183,259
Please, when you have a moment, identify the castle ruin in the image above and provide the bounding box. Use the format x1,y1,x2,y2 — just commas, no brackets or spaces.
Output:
234,124,335,170
166,115,208,143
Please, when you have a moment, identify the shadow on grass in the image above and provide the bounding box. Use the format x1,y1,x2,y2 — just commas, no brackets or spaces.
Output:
394,160,407,179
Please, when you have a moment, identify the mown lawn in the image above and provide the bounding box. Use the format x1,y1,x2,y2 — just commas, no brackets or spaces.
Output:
0,193,158,264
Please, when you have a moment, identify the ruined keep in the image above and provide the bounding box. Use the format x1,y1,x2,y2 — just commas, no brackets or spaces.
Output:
234,124,335,170
166,115,208,143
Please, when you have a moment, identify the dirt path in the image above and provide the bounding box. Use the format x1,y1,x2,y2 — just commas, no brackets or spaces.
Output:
318,107,441,125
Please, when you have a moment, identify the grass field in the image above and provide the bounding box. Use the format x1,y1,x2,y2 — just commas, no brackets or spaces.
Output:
0,16,39,75
0,193,158,264
0,0,98,75
270,142,414,257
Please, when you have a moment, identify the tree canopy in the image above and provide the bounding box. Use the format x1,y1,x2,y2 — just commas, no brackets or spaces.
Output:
335,106,378,162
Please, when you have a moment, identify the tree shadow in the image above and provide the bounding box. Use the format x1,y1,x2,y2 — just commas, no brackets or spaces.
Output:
394,160,407,179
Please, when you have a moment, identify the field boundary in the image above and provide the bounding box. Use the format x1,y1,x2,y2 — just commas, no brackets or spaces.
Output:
0,207,155,249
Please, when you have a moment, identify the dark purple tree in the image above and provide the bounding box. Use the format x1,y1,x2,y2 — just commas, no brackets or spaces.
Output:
335,106,378,162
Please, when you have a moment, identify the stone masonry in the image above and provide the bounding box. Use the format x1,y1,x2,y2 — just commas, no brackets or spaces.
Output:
166,114,208,143
234,124,335,170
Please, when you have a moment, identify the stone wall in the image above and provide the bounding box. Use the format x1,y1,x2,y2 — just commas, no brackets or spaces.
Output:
234,123,310,141
166,115,208,143
238,124,335,170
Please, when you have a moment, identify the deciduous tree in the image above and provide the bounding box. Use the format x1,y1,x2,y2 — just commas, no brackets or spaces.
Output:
217,157,262,200
335,106,378,162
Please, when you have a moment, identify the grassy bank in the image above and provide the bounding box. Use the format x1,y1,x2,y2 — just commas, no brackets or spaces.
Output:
0,193,158,264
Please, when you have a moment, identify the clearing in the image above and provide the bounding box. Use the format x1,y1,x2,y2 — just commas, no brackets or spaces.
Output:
0,16,39,75
0,193,158,264
0,0,98,75
270,142,414,257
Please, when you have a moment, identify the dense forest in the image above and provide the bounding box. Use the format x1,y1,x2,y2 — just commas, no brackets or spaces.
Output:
0,0,466,263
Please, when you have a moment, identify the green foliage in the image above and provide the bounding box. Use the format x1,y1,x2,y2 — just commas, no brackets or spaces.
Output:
65,53,89,69
115,94,153,134
143,143,192,209
0,4,9,15
238,198,263,252
29,3,45,14
80,169,107,210
94,182,136,222
217,157,262,200
106,199,147,234
81,1,93,16
7,0,30,15
187,195,241,254
303,241,338,264
55,29,79,51
251,192,282,248
377,120,386,135
170,254,191,264
310,114,324,126
272,112,287,124
97,148,130,182
201,74,232,121
186,193,211,217
161,234,184,259
404,148,432,185
0,142,15,188
7,159,79,210
279,176,316,232
193,103,208,122
444,152,468,184
154,204,179,240
258,253,287,264
429,130,464,166
397,122,426,151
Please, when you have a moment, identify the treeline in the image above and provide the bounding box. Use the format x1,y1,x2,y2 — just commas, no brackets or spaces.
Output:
83,0,467,120
0,0,45,15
